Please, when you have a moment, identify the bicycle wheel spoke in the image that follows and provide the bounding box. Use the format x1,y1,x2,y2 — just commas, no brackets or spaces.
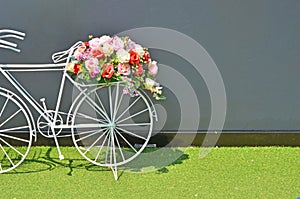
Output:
116,108,149,123
75,128,107,142
113,129,125,162
116,127,147,140
0,130,30,143
95,90,109,118
109,86,113,119
0,125,29,132
0,109,22,128
113,90,124,122
110,132,113,165
115,128,137,153
0,137,24,157
112,133,117,166
74,129,101,136
83,128,109,155
117,123,151,127
94,130,110,162
105,131,112,164
115,96,141,122
112,83,120,121
75,112,107,124
0,95,10,117
0,143,14,166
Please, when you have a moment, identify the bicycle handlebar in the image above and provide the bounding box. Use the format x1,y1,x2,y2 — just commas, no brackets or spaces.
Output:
52,41,83,63
0,29,26,52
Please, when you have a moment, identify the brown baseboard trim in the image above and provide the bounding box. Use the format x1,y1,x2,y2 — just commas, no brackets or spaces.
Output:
150,133,300,147
30,132,300,147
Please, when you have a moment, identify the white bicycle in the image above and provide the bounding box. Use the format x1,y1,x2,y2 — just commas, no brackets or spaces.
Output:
0,29,157,180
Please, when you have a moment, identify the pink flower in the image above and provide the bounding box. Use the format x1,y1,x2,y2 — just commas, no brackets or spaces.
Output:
117,63,131,75
85,58,99,72
148,61,158,76
123,87,130,94
134,64,144,76
127,39,136,50
85,58,100,78
90,66,100,78
89,38,102,49
110,36,124,51
90,48,105,60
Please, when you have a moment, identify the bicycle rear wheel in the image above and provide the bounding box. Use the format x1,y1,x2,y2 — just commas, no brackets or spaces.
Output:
0,88,33,173
71,83,153,167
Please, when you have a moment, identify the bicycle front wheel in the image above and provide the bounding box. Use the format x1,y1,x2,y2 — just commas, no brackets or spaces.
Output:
0,88,33,173
71,83,153,167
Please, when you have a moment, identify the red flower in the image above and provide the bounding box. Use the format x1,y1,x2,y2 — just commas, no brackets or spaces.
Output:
129,51,140,65
134,64,144,76
74,64,81,74
102,63,114,79
84,41,89,48
143,51,150,63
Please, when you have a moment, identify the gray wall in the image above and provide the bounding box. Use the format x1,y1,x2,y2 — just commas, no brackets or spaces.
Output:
1,0,300,131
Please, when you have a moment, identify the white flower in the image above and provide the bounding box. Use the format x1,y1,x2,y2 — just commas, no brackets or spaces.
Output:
99,35,111,45
144,78,156,90
153,86,163,95
116,49,130,63
89,38,102,49
67,63,74,72
134,44,144,56
102,42,114,56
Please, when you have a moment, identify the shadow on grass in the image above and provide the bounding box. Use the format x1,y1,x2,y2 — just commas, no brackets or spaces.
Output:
3,147,189,177
120,147,190,174
42,147,111,176
3,147,108,175
3,148,56,174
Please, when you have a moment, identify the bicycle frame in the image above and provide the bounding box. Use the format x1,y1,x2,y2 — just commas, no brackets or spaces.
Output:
0,29,157,179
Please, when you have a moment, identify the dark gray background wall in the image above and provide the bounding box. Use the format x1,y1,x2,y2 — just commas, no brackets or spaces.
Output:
1,0,300,131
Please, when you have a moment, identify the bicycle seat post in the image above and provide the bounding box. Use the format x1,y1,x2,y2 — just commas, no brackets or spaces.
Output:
40,98,47,111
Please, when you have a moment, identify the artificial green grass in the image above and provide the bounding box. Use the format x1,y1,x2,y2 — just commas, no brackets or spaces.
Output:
0,147,299,199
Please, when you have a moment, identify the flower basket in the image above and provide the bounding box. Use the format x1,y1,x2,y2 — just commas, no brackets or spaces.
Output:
67,35,165,100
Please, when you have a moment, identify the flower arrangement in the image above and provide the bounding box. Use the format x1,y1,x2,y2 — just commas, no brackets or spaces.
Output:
67,35,165,100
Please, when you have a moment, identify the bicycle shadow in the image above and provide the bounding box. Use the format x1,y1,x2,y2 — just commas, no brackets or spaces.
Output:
3,147,189,177
42,147,112,176
3,147,109,176
2,148,56,175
